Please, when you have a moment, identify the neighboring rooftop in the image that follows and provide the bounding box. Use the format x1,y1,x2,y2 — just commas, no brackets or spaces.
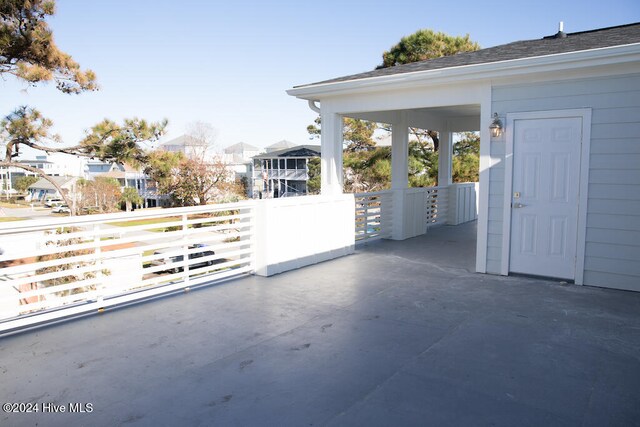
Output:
28,176,77,190
296,22,640,88
159,135,207,149
18,159,53,165
265,139,297,152
97,169,126,180
224,142,260,154
253,145,320,159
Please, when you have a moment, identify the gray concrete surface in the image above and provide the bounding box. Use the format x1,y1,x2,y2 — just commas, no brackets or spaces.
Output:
1,221,639,426
0,205,57,219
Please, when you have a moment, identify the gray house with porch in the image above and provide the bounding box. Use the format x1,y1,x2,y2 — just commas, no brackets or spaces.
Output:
288,22,640,292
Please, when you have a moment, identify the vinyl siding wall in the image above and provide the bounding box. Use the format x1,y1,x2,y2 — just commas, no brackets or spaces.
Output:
488,73,640,291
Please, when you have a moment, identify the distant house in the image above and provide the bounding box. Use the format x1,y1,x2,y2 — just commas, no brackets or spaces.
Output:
0,154,84,193
18,157,55,176
223,142,261,186
94,163,146,189
252,145,320,198
85,161,163,208
0,163,44,194
158,135,213,160
28,176,79,202
264,140,296,153
84,161,114,178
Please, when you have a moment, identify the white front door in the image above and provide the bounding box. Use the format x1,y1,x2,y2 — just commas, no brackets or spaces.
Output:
509,117,582,279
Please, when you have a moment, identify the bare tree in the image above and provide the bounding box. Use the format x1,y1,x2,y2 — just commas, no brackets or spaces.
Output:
184,121,219,160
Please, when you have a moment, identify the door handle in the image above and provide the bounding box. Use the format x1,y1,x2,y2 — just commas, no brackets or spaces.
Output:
512,202,527,209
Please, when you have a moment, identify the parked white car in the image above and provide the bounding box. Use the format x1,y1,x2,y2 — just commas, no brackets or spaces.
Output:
151,244,216,274
44,198,63,207
52,204,71,214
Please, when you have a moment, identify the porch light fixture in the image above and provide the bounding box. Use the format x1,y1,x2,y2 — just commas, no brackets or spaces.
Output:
489,113,503,138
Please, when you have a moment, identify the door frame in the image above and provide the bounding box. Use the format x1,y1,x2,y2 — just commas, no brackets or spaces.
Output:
500,109,592,284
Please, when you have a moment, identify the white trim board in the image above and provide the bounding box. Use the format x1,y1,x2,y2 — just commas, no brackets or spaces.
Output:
475,84,493,274
500,109,592,284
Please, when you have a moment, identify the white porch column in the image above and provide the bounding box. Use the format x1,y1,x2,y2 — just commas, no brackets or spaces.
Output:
320,112,343,195
391,113,409,240
391,114,409,190
438,130,453,187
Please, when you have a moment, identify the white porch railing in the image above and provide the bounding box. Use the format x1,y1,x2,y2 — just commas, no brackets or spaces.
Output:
0,202,254,333
447,182,479,225
354,183,477,242
354,190,393,242
424,186,449,228
0,195,356,334
0,183,476,333
269,169,308,180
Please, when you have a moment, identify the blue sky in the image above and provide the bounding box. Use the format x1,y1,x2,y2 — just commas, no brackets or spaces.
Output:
2,0,639,153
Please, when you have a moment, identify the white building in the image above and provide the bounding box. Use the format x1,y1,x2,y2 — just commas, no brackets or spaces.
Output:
27,176,80,202
287,22,640,292
0,154,85,194
85,161,162,208
265,140,296,153
222,142,261,186
251,145,320,199
158,135,215,161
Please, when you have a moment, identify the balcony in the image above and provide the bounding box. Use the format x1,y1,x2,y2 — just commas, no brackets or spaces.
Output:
1,188,639,425
262,168,308,180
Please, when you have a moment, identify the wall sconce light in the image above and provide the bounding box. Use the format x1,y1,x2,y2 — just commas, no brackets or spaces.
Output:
489,113,503,137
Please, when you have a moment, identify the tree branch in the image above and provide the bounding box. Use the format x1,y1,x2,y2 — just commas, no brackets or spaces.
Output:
18,140,87,156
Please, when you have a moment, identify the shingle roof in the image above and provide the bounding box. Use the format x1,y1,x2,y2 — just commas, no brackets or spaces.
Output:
97,170,126,179
296,23,640,88
159,135,205,148
224,142,260,154
253,145,320,159
18,159,53,164
28,176,77,190
265,140,297,151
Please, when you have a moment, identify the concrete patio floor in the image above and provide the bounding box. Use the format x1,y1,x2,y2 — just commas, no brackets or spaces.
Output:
1,221,639,426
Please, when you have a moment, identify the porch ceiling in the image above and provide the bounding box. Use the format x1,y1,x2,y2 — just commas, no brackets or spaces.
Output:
345,104,480,132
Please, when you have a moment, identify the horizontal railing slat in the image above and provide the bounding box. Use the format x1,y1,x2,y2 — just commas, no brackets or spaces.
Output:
0,202,256,329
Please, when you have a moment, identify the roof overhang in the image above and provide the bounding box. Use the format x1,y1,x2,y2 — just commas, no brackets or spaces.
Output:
287,43,640,100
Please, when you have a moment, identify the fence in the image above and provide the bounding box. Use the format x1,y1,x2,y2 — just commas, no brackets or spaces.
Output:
424,186,449,228
354,183,476,242
0,202,254,333
354,190,393,243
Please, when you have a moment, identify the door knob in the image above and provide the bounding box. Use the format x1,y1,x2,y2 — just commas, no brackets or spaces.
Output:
513,202,527,209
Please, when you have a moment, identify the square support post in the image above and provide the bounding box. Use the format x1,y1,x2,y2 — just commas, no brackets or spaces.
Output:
320,112,344,195
438,130,453,187
391,113,409,240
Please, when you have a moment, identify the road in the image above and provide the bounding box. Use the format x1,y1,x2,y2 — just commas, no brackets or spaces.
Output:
0,205,63,220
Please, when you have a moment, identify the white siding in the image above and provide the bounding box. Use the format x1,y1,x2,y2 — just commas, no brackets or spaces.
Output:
489,73,640,291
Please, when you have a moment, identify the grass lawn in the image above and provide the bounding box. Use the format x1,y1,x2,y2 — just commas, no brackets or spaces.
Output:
107,215,225,233
107,216,180,228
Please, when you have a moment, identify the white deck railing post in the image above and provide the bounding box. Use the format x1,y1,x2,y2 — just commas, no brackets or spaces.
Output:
354,191,393,243
94,223,105,308
353,184,477,245
181,213,190,286
447,183,478,225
